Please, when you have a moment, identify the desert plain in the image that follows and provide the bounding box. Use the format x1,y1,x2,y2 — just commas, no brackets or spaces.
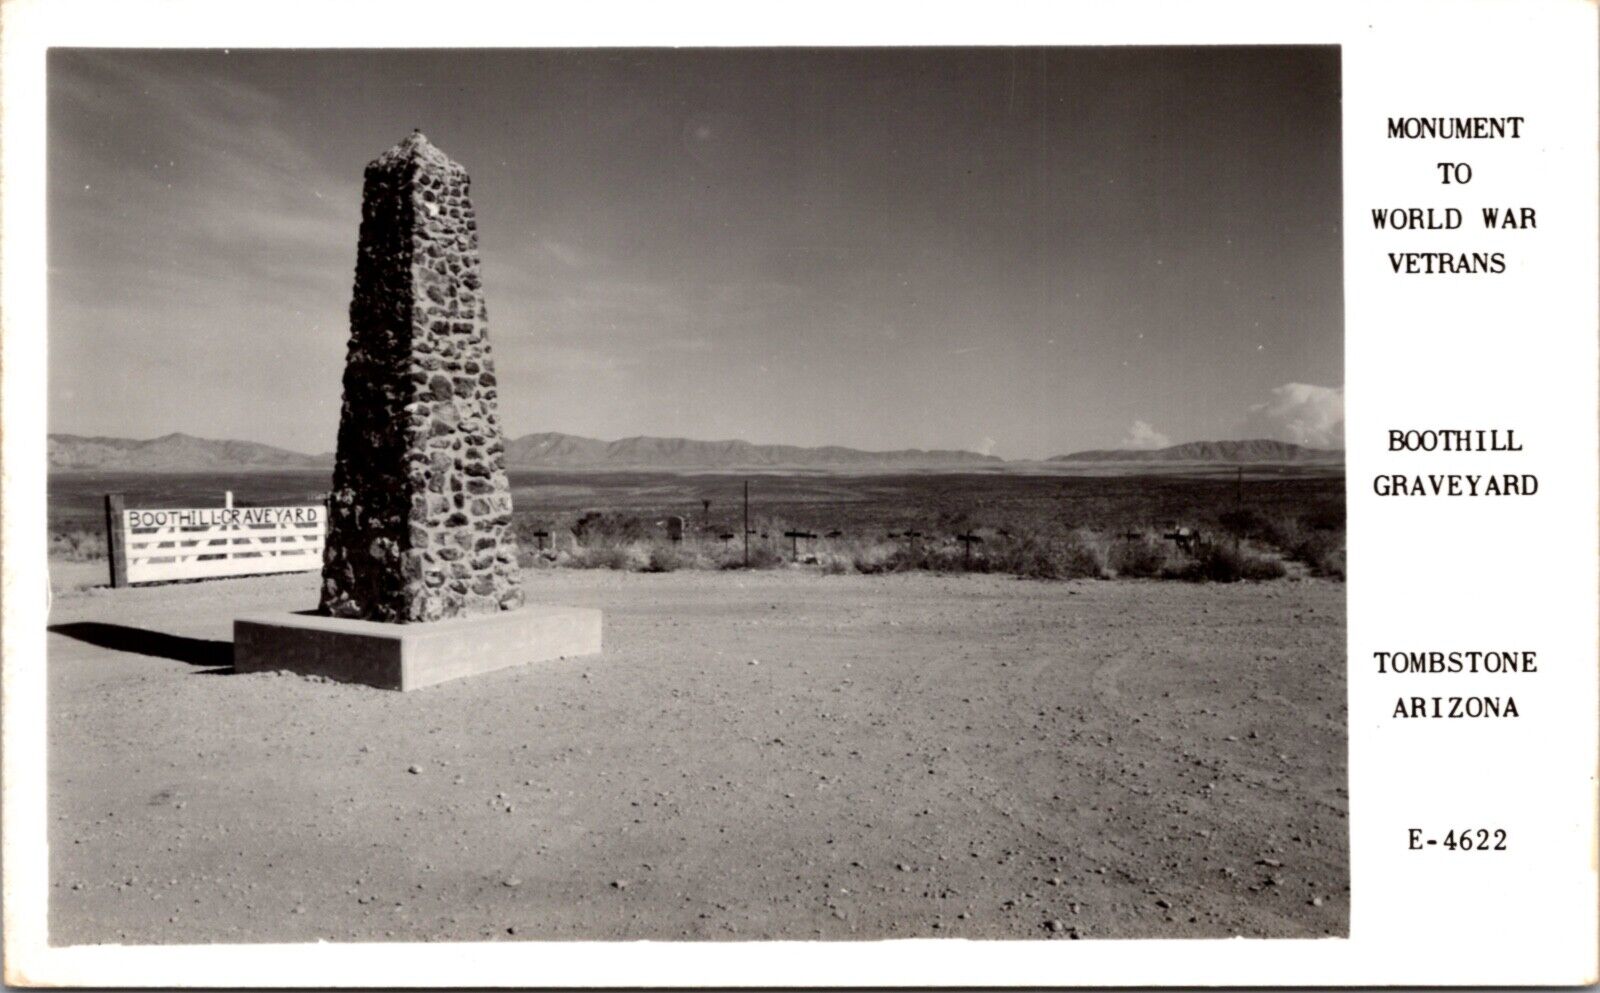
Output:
46,561,1346,944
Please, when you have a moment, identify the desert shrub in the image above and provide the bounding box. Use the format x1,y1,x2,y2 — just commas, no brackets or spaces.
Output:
986,532,1104,580
1281,528,1346,579
817,536,887,574
50,528,106,561
1257,514,1300,550
1166,541,1286,582
641,541,683,573
1303,540,1346,579
1007,540,1064,578
748,543,786,569
570,511,648,544
1054,532,1108,579
821,556,851,575
719,542,785,570
1211,505,1346,579
568,538,642,570
1255,516,1347,579
1109,537,1168,578
883,541,970,574
851,546,893,574
984,534,1047,577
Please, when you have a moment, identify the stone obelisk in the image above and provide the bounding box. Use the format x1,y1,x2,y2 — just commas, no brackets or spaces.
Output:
234,132,600,691
320,130,524,623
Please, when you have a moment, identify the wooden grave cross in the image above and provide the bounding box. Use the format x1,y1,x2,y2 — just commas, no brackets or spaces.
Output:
783,530,817,560
957,531,984,565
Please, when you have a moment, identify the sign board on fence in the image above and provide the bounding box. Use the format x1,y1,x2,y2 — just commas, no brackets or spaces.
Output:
117,502,325,585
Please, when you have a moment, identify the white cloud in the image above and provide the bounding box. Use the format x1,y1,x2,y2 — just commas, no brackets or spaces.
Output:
1242,383,1344,449
977,436,997,456
1120,420,1171,450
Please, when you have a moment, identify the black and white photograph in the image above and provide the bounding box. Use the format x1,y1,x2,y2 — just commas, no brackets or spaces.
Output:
38,44,1351,947
11,0,1600,986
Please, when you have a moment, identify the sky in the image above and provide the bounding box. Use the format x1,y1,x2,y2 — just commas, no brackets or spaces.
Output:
48,47,1343,459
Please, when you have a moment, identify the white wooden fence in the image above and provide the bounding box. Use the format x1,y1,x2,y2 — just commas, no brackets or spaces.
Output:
108,493,325,585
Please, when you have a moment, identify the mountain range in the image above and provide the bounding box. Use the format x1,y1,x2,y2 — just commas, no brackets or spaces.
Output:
48,433,332,471
48,431,1001,471
501,432,1002,469
1050,439,1340,463
47,432,1341,472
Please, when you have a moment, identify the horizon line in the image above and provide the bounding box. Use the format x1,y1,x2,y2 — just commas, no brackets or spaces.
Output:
47,428,1348,461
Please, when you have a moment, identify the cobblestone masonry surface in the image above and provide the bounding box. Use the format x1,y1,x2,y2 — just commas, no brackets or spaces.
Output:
320,132,524,622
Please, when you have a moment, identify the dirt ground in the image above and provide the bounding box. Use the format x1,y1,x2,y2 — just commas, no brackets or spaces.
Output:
45,565,1347,944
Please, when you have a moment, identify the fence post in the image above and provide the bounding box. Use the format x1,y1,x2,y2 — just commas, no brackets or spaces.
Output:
104,493,128,588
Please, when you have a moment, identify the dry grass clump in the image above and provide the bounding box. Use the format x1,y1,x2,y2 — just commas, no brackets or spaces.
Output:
1218,507,1345,579
552,526,1103,580
50,528,106,562
1268,524,1345,579
879,542,969,574
1164,540,1286,582
640,540,725,572
828,537,890,574
567,539,645,571
719,543,786,570
1108,537,1170,578
980,532,1105,580
641,541,684,573
864,531,1105,580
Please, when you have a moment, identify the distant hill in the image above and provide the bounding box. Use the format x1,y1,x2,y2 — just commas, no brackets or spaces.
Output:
1050,439,1341,463
504,432,1002,469
49,433,333,471
49,431,1001,472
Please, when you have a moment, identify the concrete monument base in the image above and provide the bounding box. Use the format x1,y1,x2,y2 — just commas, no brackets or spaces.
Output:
234,606,602,691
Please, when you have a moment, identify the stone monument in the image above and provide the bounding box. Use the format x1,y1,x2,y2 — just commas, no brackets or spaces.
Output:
319,130,523,623
234,131,601,690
